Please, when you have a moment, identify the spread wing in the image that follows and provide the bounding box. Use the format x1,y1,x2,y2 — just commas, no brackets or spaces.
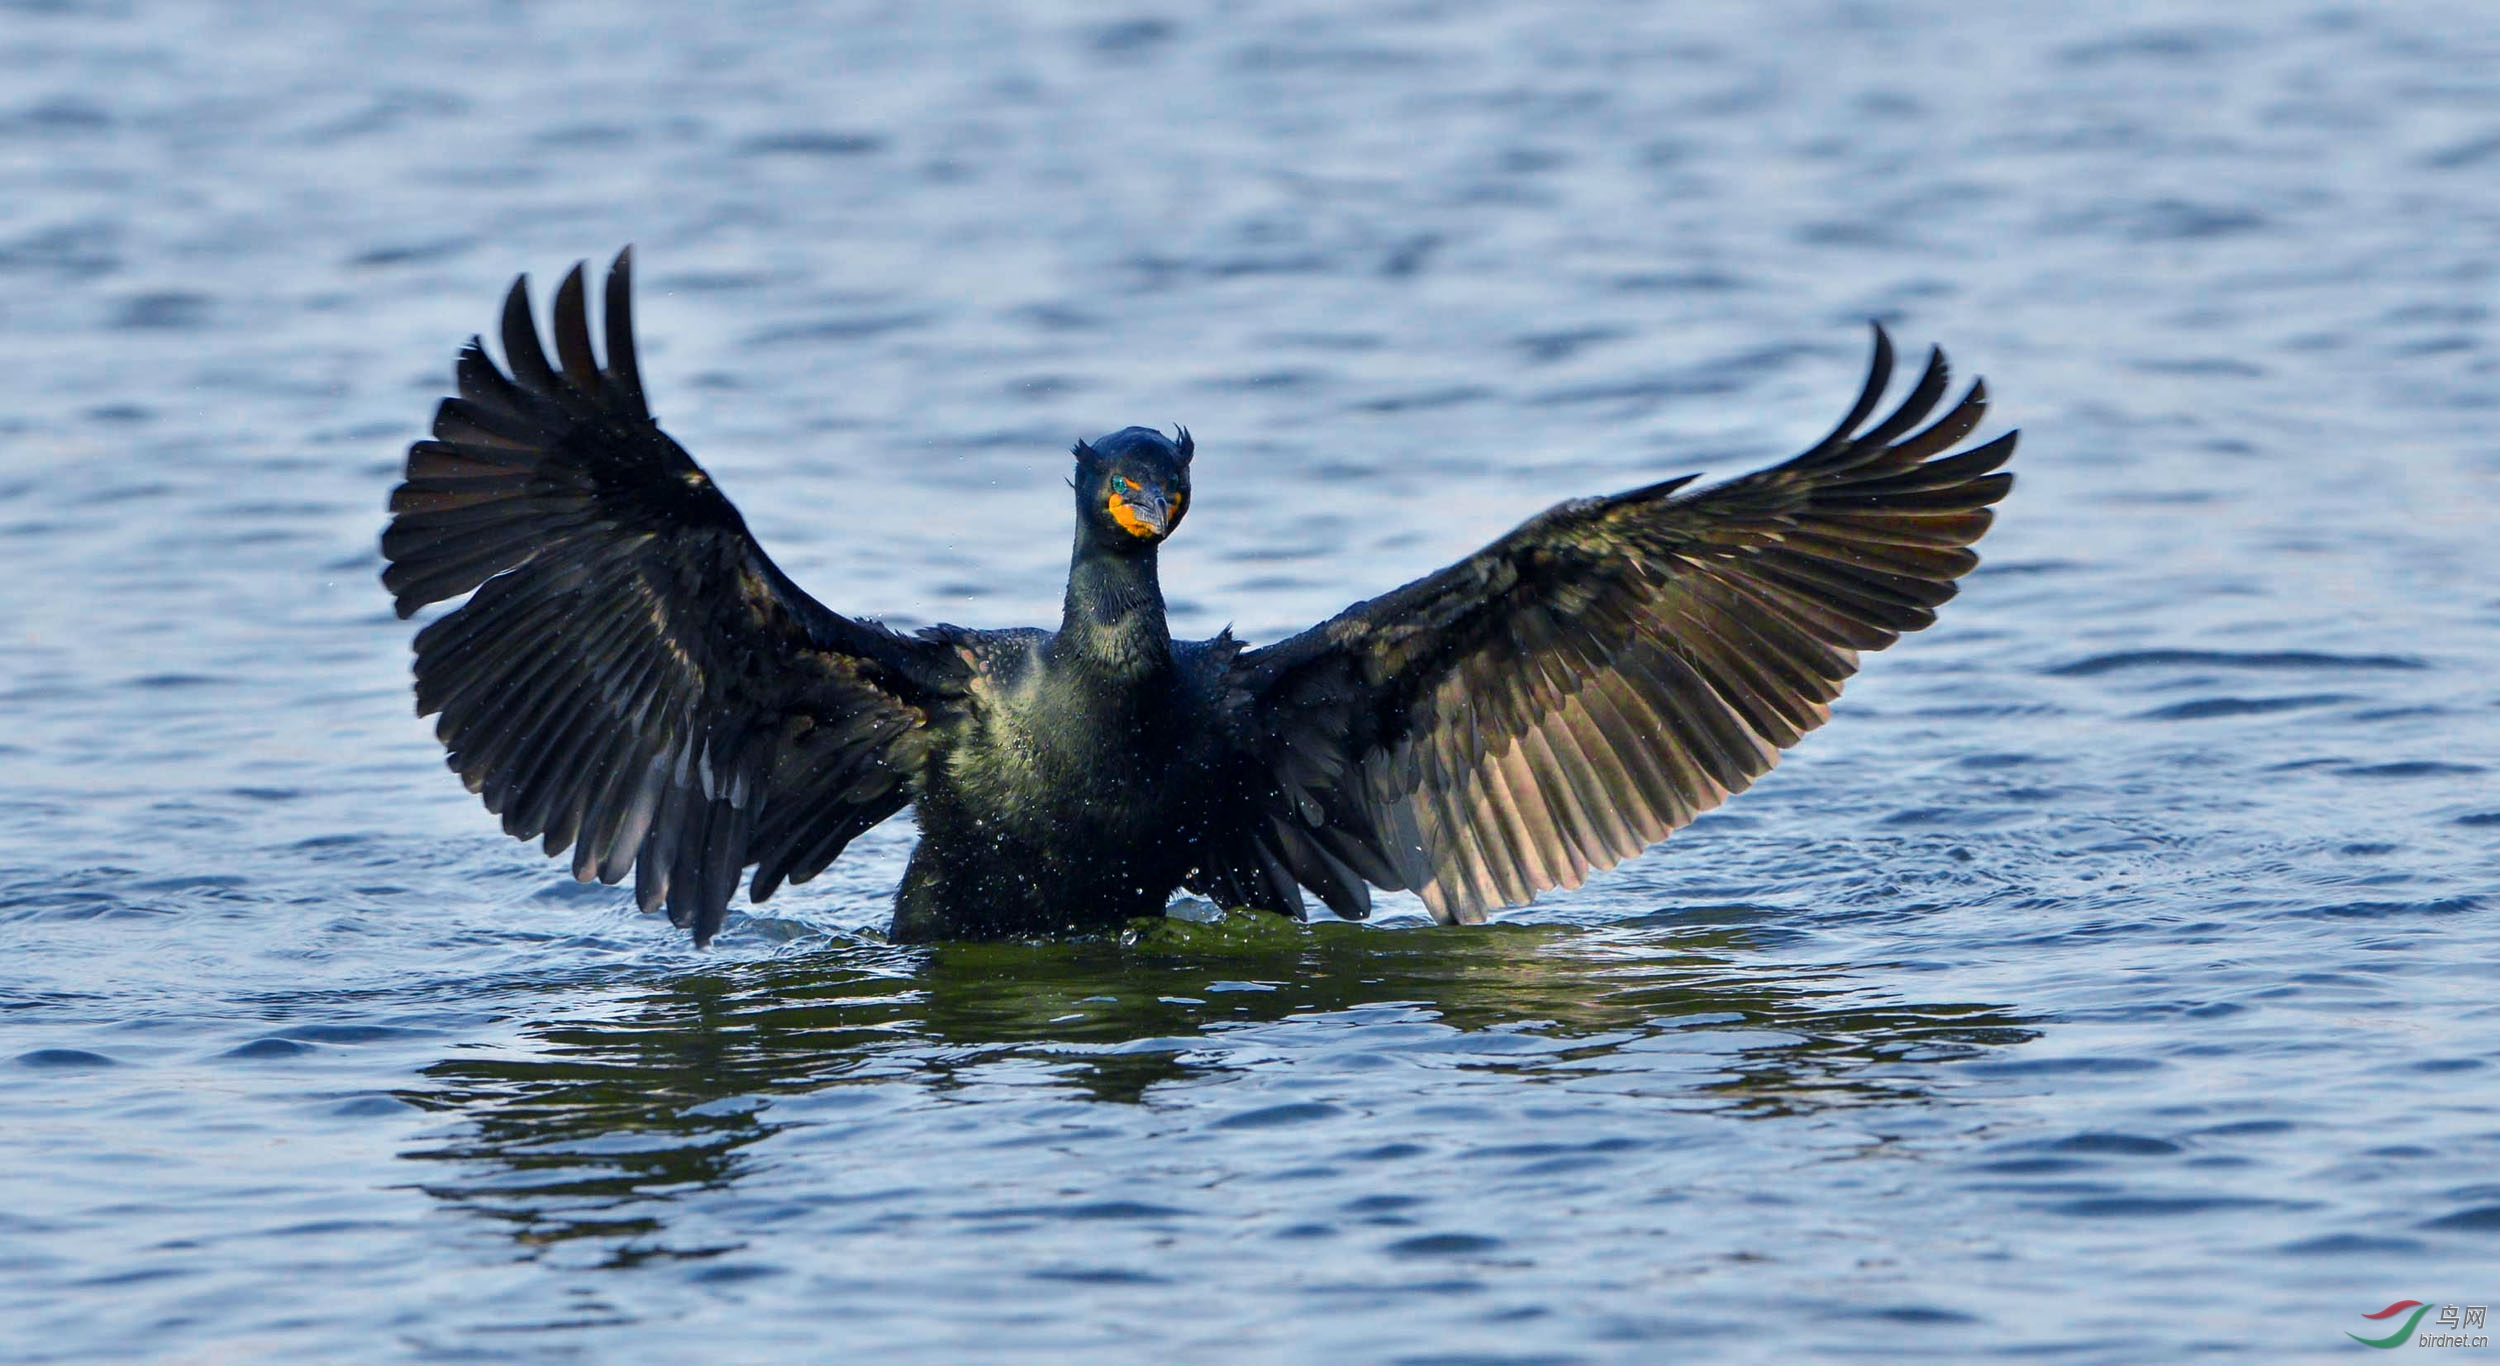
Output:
381,250,965,944
1205,326,2014,924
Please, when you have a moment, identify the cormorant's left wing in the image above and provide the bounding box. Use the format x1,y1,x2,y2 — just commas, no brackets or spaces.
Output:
383,251,965,944
1205,327,2013,924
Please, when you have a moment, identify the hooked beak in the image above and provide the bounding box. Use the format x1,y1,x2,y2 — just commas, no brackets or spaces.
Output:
1107,485,1174,540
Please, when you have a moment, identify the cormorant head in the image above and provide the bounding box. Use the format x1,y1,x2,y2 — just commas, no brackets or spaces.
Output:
1073,425,1192,550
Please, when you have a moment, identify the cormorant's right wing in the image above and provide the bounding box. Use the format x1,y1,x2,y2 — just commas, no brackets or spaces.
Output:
382,250,965,944
1213,328,2014,925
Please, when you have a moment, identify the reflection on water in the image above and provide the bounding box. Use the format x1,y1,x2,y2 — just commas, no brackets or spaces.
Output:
400,913,2035,1257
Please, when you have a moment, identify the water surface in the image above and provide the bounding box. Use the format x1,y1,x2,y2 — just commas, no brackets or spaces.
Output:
3,1,2497,1361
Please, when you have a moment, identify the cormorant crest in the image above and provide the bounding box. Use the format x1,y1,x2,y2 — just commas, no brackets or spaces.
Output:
1071,425,1193,468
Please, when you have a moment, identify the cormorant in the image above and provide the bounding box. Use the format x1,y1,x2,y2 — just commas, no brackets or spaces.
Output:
382,249,2015,945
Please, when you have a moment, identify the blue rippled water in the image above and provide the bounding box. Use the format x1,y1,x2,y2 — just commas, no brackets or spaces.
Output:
3,2,2496,1361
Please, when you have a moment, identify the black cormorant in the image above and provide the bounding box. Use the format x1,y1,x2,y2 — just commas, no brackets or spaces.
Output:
382,250,2015,945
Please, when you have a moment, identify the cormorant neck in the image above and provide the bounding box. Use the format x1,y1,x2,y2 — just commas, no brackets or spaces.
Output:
1058,528,1171,678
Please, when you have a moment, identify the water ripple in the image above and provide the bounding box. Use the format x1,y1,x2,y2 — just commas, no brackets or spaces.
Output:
3,2,2497,1361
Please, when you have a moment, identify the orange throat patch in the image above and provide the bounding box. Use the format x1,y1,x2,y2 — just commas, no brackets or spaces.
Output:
1107,491,1161,538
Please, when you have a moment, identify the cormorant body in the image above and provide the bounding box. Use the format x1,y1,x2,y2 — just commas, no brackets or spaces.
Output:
383,250,2016,945
895,453,1240,940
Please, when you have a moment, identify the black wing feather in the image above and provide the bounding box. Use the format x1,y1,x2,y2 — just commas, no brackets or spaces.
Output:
382,249,964,944
1219,325,2015,924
